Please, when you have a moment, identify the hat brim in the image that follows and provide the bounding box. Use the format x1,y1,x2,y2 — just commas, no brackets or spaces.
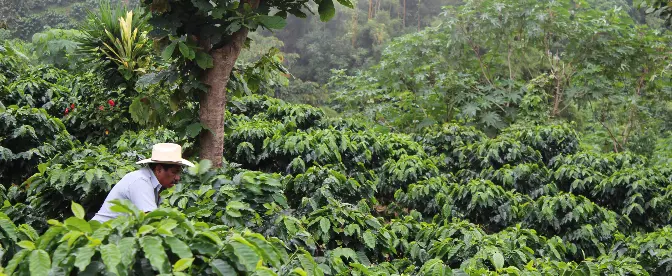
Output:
136,158,195,167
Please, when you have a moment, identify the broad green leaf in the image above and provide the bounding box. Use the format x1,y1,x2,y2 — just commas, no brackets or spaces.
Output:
129,97,150,125
336,0,354,8
18,240,36,250
185,122,203,138
195,52,214,69
162,42,176,60
257,15,287,29
118,237,137,267
0,218,17,241
363,230,376,249
138,225,155,235
37,227,62,250
72,201,85,219
198,231,223,246
319,217,330,234
211,259,235,276
65,217,92,233
165,236,193,259
246,234,282,268
173,258,194,272
37,163,47,173
297,252,322,276
318,0,336,22
231,240,260,271
255,267,278,276
178,42,194,60
157,219,178,236
85,169,95,184
140,236,169,274
492,252,504,270
29,249,51,275
101,244,121,274
75,246,95,271
51,242,71,267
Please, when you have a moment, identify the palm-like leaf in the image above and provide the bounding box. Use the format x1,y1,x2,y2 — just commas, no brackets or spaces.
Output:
101,11,149,80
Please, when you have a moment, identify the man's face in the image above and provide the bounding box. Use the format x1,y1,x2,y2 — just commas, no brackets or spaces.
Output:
155,164,181,188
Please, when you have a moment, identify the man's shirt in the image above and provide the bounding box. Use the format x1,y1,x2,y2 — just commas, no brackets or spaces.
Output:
91,167,162,222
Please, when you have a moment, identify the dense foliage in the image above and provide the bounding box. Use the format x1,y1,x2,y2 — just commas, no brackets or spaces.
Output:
3,0,672,275
3,87,672,274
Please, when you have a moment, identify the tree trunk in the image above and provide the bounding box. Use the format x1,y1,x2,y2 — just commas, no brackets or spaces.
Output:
417,0,420,31
403,0,407,27
199,29,249,167
368,0,373,20
352,6,359,47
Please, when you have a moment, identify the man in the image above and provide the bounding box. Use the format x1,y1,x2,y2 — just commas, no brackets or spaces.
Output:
91,143,194,222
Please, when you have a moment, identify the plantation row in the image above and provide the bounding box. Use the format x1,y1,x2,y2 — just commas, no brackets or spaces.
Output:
2,85,672,274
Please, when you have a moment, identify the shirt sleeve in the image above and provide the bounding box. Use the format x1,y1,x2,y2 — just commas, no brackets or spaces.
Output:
127,178,158,212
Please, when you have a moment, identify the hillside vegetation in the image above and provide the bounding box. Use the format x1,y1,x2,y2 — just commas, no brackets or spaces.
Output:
2,0,672,275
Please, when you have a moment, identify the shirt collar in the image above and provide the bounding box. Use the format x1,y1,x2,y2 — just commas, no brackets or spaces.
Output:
142,167,162,191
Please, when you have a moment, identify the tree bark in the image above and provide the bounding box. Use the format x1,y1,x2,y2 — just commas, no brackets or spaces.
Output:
352,5,359,47
199,29,249,167
403,0,407,27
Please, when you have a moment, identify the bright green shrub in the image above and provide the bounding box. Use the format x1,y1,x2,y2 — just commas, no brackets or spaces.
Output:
23,144,137,221
1,67,72,117
549,151,646,176
378,155,440,200
394,176,455,217
266,102,324,130
479,163,557,199
285,165,377,211
460,256,649,275
551,163,604,197
0,185,45,233
613,226,672,275
593,167,671,230
228,95,283,117
113,127,192,161
523,193,624,259
437,179,532,232
3,201,319,275
549,152,649,200
378,133,427,161
161,164,286,229
501,124,580,164
261,215,317,254
262,129,348,172
0,106,73,185
304,199,398,263
224,118,286,168
317,117,370,132
418,123,486,170
457,138,543,171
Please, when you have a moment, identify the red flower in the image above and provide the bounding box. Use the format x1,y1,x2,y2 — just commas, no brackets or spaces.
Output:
99,105,104,111
108,99,115,107
64,108,69,115
70,103,75,109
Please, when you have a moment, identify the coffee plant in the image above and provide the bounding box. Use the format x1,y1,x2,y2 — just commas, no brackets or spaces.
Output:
2,91,672,275
0,106,73,185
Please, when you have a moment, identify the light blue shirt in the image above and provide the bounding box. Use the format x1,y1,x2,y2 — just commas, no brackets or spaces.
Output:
91,167,162,222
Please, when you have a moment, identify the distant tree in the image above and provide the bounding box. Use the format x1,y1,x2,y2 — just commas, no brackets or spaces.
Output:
141,0,353,167
639,0,672,24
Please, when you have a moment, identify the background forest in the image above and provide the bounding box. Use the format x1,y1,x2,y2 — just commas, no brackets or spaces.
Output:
4,0,672,160
2,0,672,275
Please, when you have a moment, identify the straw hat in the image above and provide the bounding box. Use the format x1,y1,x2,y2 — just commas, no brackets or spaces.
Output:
136,143,195,167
